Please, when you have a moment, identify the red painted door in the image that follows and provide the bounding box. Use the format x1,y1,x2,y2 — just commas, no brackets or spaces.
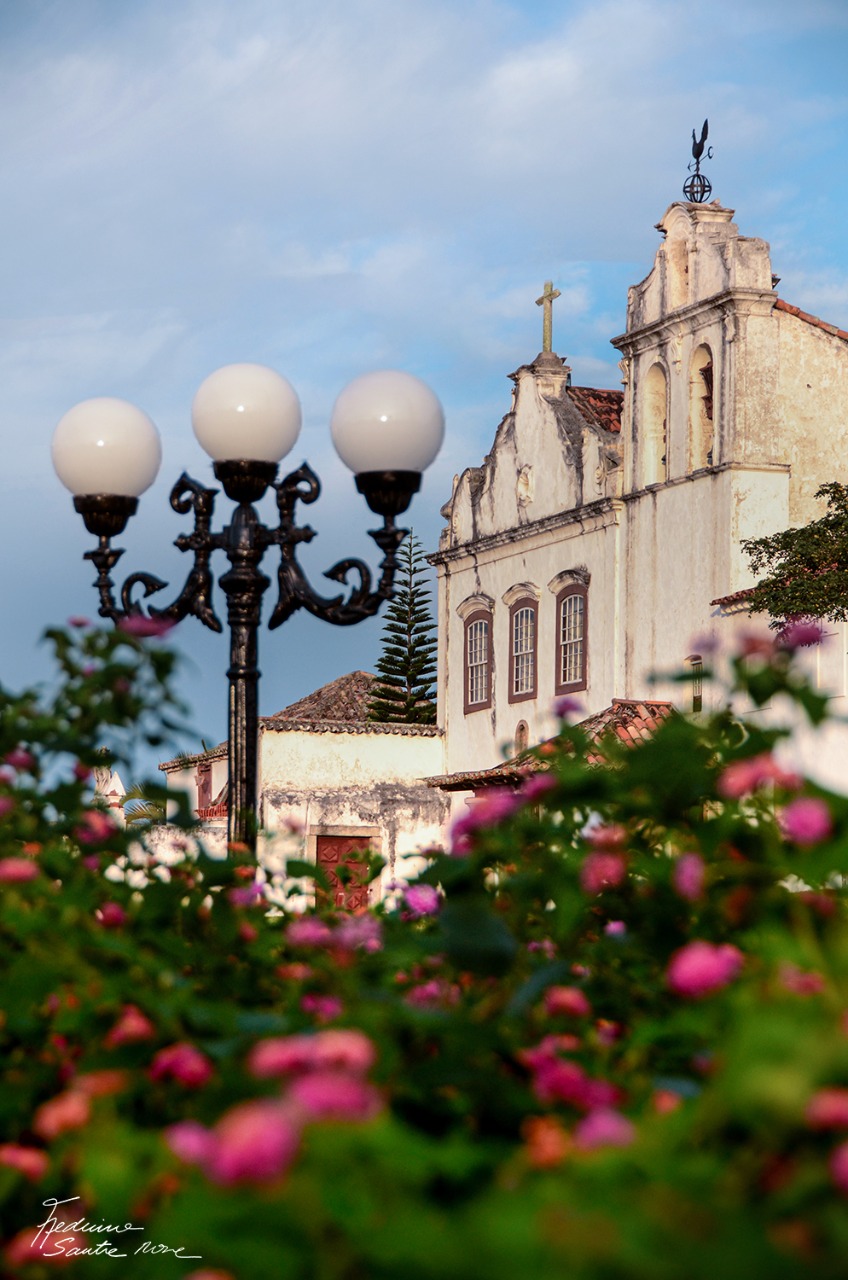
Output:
315,835,373,911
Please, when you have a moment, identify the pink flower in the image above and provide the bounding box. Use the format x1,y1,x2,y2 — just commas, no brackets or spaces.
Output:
208,1101,300,1185
75,810,117,845
6,1224,86,1267
532,1057,619,1111
150,1042,214,1088
249,1035,318,1078
586,825,627,851
580,852,626,894
0,858,37,883
288,1071,382,1122
604,920,627,937
334,915,382,952
806,1088,848,1129
527,938,557,958
673,853,705,902
117,615,176,637
406,978,461,1008
449,789,523,855
5,748,35,771
777,619,824,650
300,994,343,1023
285,918,334,948
312,1029,377,1074
165,1120,216,1165
96,902,127,929
779,964,825,996
573,1108,636,1150
520,773,556,804
667,940,744,999
553,695,583,719
780,797,833,847
73,1070,128,1097
717,753,801,799
73,762,92,782
228,883,265,907
0,1144,49,1181
33,1090,91,1140
829,1141,848,1195
404,884,441,918
68,616,91,628
104,1004,155,1048
544,986,591,1018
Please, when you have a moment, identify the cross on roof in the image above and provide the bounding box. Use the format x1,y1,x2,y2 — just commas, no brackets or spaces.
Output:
535,280,561,353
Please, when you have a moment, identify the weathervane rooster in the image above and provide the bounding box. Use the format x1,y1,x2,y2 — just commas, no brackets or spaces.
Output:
683,118,713,203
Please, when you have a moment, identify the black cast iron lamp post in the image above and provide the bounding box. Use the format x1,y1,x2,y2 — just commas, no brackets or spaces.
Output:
51,363,444,850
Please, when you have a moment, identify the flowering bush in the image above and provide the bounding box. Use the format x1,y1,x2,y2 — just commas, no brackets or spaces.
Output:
1,624,848,1276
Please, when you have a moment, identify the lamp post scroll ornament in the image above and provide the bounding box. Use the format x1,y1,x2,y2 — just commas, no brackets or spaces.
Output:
52,364,444,850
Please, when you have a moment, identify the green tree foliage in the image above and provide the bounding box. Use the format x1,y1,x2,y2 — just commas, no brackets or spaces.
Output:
367,533,437,724
743,481,848,624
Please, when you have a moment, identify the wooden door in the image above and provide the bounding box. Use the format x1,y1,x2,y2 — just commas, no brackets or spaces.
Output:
315,835,373,911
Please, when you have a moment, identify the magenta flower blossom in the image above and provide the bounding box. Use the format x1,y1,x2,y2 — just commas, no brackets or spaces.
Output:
300,994,343,1023
73,762,92,782
4,748,35,772
150,1042,214,1089
249,1035,318,1078
0,797,15,820
0,858,37,883
404,884,441,918
0,1144,49,1182
544,986,591,1018
580,852,627,895
573,1108,636,1150
104,1004,155,1048
406,978,460,1009
777,618,824,650
207,1101,300,1185
519,773,556,804
780,796,833,847
829,1141,848,1196
227,883,265,908
672,852,705,902
75,810,118,845
334,915,382,953
604,920,627,937
96,902,127,929
717,753,801,799
531,1056,619,1112
806,1088,848,1130
249,1028,377,1079
166,1119,216,1165
553,694,583,719
666,941,744,999
449,788,523,855
68,616,91,628
285,918,334,948
778,964,825,996
117,614,176,637
288,1071,382,1122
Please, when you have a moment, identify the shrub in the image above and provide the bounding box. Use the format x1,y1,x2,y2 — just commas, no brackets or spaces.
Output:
1,623,848,1277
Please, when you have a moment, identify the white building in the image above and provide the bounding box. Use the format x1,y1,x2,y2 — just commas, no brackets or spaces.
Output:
430,199,848,804
161,196,848,875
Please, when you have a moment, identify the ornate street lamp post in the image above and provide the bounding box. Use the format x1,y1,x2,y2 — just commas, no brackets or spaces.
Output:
52,363,444,850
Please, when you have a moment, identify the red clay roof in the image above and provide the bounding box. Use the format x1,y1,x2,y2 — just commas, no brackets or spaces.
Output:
774,298,848,343
267,670,376,724
428,698,674,790
567,386,623,434
710,587,756,608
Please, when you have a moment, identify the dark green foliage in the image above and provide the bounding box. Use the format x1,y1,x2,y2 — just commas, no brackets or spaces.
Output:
368,533,437,724
743,482,848,624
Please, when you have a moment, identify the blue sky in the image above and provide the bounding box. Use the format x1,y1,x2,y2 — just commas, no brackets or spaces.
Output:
2,0,847,775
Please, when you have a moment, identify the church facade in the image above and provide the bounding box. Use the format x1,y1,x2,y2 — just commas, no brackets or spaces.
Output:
431,200,848,799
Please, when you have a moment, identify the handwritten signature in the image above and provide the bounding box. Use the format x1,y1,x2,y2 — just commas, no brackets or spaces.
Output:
33,1197,202,1260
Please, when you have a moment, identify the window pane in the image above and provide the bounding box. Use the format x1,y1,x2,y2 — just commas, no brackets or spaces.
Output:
467,618,489,705
512,606,535,695
560,594,585,686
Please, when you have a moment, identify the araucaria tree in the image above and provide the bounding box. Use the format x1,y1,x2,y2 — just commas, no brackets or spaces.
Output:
743,482,848,624
368,534,437,724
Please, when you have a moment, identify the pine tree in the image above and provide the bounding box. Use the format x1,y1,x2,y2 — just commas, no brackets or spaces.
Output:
368,534,438,724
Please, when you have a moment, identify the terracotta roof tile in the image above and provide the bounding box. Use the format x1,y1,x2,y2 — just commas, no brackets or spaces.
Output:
774,298,848,343
427,698,674,790
710,587,756,608
567,386,623,434
268,670,377,723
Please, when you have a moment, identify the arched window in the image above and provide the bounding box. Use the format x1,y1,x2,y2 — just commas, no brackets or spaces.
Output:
464,609,492,713
508,598,538,703
642,363,668,486
689,345,715,471
687,654,703,713
514,721,529,754
555,584,588,694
